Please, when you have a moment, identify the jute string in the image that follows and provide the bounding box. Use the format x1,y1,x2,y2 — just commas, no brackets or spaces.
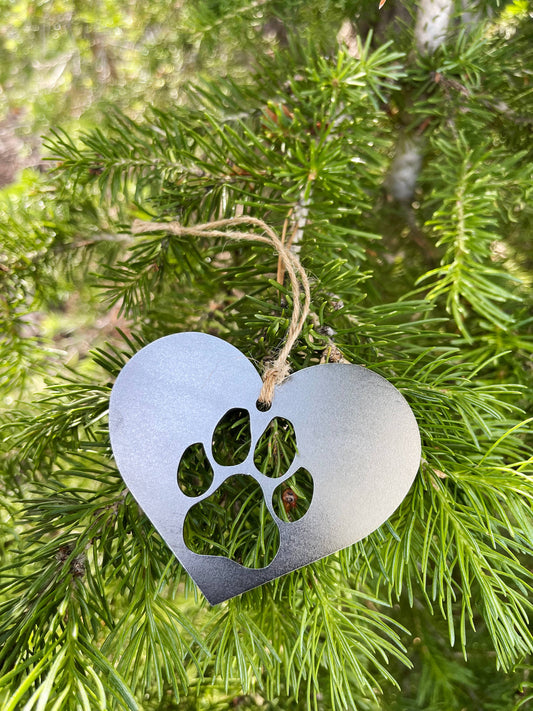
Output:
132,216,311,406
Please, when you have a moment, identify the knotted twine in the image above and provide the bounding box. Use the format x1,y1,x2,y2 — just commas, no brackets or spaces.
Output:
131,216,311,407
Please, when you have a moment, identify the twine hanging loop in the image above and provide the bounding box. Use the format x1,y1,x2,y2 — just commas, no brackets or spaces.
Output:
132,216,311,406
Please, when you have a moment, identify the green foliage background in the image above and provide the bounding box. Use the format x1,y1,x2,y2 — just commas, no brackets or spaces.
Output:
1,1,532,709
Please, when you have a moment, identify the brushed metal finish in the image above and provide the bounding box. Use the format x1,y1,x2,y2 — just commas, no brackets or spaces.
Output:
109,332,421,604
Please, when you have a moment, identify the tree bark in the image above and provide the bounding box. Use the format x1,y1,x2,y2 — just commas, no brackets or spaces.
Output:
386,0,455,202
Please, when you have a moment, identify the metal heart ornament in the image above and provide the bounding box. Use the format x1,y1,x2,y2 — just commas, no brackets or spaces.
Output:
109,332,421,604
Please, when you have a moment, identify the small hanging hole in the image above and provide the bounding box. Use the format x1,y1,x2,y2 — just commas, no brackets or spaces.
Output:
256,399,272,412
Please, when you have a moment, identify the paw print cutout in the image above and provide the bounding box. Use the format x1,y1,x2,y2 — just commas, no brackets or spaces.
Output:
110,332,421,604
178,409,313,569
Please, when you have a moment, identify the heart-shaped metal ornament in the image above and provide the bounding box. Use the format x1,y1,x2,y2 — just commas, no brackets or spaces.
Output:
109,332,421,604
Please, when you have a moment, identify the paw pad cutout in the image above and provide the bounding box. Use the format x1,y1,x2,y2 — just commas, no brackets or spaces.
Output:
183,475,280,568
177,443,214,497
254,417,297,477
272,468,313,522
211,408,251,466
180,408,311,569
